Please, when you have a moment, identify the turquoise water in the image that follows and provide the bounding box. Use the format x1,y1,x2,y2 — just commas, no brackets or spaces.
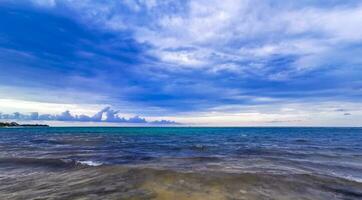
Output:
0,127,362,199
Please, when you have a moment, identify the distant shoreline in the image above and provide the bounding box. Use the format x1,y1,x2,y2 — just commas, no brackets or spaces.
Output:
0,122,49,128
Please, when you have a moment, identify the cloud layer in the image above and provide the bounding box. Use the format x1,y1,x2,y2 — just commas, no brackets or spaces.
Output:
0,1,361,125
0,107,179,125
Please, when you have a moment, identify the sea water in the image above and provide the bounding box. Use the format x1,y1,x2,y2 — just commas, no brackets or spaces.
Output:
0,127,361,199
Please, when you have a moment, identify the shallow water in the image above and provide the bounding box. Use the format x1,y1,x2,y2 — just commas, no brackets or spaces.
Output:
0,127,361,199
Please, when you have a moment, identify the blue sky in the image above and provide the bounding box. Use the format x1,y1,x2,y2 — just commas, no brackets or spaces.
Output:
0,0,362,126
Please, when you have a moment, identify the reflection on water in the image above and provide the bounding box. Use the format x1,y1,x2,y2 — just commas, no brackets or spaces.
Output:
0,127,362,199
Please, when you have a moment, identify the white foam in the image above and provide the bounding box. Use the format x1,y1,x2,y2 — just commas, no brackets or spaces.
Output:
326,171,362,183
77,160,103,167
338,174,362,183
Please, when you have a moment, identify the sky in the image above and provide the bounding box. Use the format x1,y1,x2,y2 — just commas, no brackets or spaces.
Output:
0,0,361,126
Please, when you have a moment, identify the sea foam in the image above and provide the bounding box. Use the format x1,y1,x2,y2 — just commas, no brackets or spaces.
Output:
77,160,103,167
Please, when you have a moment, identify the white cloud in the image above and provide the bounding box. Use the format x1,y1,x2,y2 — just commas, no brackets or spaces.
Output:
0,105,179,125
25,0,362,75
24,0,362,72
137,1,362,75
154,49,207,67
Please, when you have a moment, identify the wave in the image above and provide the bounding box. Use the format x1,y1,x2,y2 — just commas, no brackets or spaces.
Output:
162,156,224,162
30,139,65,145
293,139,310,143
0,157,103,168
76,160,103,166
329,172,362,184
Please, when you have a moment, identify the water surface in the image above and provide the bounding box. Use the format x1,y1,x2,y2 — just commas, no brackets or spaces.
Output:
0,127,361,199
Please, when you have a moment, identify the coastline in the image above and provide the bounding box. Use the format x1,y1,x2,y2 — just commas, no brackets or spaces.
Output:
0,122,49,128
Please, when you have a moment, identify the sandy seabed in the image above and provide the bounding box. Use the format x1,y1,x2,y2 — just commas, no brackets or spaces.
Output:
1,165,362,200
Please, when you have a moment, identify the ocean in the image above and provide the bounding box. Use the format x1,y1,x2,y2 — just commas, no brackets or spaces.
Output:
0,127,361,199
